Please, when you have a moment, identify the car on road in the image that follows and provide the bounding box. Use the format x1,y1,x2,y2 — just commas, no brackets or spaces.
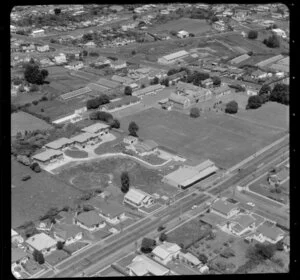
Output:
246,202,255,207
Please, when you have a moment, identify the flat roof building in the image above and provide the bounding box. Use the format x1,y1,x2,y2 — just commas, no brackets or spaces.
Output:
45,137,73,150
163,160,218,189
81,122,110,134
158,50,189,64
132,84,164,97
31,149,63,164
26,233,57,254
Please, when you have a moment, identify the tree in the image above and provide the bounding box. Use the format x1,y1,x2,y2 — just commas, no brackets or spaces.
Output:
124,86,132,96
161,77,169,87
131,50,136,55
212,76,221,86
33,250,45,264
225,101,238,114
30,84,39,92
246,243,276,262
263,34,280,48
54,8,61,15
248,30,258,39
82,50,88,57
211,15,219,22
190,107,200,118
189,33,195,37
246,95,263,110
133,14,138,20
111,119,120,129
30,162,41,173
141,84,146,89
151,77,159,85
141,238,156,253
24,62,48,85
57,241,64,250
128,121,139,137
159,232,168,242
198,253,208,264
121,171,130,193
258,84,272,103
170,30,177,36
270,83,289,105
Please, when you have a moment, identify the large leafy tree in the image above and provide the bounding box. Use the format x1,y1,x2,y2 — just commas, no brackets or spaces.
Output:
258,84,272,103
128,121,139,137
246,95,263,109
121,171,130,193
248,30,258,39
124,86,132,96
270,83,289,105
24,62,48,85
225,100,238,114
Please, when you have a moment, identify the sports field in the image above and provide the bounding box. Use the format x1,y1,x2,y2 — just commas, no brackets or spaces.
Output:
11,111,53,137
11,158,83,228
120,108,286,169
149,18,212,36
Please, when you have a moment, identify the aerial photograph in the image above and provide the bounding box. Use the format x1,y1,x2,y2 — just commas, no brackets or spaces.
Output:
10,3,290,278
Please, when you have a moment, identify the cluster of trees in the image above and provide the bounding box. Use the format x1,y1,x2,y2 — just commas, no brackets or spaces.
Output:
263,34,280,48
225,100,238,114
247,83,289,109
185,71,210,86
150,76,160,85
121,171,130,193
211,76,221,86
24,60,49,85
190,107,200,118
167,67,190,77
248,30,258,39
228,84,246,92
33,249,45,264
89,111,120,129
141,238,156,253
246,243,276,262
160,77,170,87
124,86,132,96
86,94,110,110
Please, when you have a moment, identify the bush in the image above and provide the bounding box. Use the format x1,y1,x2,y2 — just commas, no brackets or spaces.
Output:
30,162,41,173
190,107,200,118
57,241,64,250
121,171,130,193
124,86,132,96
263,34,280,48
159,232,168,242
246,95,263,109
248,30,258,39
225,100,238,114
269,83,289,105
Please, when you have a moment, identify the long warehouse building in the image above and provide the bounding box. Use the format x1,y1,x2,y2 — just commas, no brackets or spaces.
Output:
162,159,218,189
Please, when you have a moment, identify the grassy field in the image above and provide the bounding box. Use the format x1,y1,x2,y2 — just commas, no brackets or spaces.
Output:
11,158,83,228
120,108,285,169
11,111,53,137
149,18,212,35
64,149,89,158
11,91,45,106
235,102,289,131
45,250,70,266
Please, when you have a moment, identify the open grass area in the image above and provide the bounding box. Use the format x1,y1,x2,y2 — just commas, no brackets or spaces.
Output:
64,149,89,159
98,266,125,277
45,250,70,266
11,91,45,106
11,158,83,228
149,17,212,35
116,252,137,269
64,241,89,254
22,259,46,276
120,108,285,169
11,111,53,137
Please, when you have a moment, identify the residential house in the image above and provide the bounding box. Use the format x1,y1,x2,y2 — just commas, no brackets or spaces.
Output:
11,229,24,244
84,41,96,48
134,139,159,155
213,85,232,99
53,224,83,245
123,188,154,208
70,132,100,148
45,137,73,150
25,233,57,255
152,242,181,265
65,61,84,70
132,84,165,97
211,198,240,218
272,28,287,38
168,93,192,109
228,68,245,79
201,78,214,88
158,50,190,64
31,29,45,37
123,136,138,145
247,89,258,96
95,56,111,67
226,214,256,236
251,69,268,80
252,224,285,244
213,21,226,31
110,60,127,70
40,58,53,66
177,30,189,38
11,248,29,268
75,210,106,232
81,122,110,135
54,53,67,64
55,211,75,225
127,254,171,276
168,71,187,85
31,149,64,165
36,45,50,52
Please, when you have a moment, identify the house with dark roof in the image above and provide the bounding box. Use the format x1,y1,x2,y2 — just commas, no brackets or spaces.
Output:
211,198,239,218
252,224,285,244
168,71,187,85
53,224,83,245
75,210,106,232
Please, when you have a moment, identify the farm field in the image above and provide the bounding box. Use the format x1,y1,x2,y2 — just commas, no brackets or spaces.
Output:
11,158,83,228
235,102,289,131
11,111,53,137
55,157,177,198
11,91,45,106
120,108,286,169
149,18,212,36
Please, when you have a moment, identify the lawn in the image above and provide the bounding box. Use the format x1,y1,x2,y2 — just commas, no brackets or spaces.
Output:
167,218,212,249
22,259,46,276
64,149,89,159
120,108,285,169
11,158,83,228
63,241,89,255
45,250,70,266
11,111,53,137
150,18,212,35
235,102,289,131
11,91,45,106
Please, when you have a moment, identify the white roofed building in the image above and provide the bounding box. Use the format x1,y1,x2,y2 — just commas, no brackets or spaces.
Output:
123,188,154,208
81,122,110,135
45,137,73,150
152,242,181,265
31,149,64,165
25,233,57,255
158,50,189,64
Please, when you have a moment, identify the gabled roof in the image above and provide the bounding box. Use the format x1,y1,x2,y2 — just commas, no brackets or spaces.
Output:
54,224,82,240
45,137,72,149
70,132,97,143
88,198,125,218
180,252,200,266
124,188,149,204
81,122,110,134
32,149,63,162
231,214,256,230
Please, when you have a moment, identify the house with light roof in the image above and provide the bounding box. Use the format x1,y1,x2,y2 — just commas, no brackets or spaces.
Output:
75,210,106,231
152,242,181,265
25,233,57,255
211,198,240,219
123,188,154,209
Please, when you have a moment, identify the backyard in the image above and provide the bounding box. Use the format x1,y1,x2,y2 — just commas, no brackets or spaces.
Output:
11,158,83,228
120,108,286,169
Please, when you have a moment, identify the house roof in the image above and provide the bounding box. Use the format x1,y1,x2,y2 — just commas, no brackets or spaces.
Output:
213,85,231,95
152,242,181,260
128,255,169,276
11,229,19,237
81,122,110,134
76,210,104,227
133,84,164,96
26,233,57,251
70,132,97,143
11,248,28,263
54,224,82,240
168,71,187,80
45,137,73,149
161,50,189,61
211,199,238,216
180,252,200,266
256,54,284,67
256,224,284,241
231,214,256,229
124,188,149,205
124,136,138,142
230,54,250,64
32,149,63,162
169,93,189,105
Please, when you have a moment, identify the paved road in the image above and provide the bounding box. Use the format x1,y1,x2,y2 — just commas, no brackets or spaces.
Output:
38,136,289,278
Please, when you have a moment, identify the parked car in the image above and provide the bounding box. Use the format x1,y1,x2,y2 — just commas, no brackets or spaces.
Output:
22,175,31,181
246,202,255,207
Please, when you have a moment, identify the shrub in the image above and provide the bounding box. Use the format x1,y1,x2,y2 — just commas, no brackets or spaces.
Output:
248,30,258,39
32,100,39,106
190,107,200,118
225,100,238,114
263,34,280,48
159,232,168,242
246,95,263,109
57,241,64,250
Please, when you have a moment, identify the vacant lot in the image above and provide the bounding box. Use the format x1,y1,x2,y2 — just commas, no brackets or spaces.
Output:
55,157,176,198
11,158,83,228
120,108,285,169
235,102,289,131
11,111,53,137
149,18,212,35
